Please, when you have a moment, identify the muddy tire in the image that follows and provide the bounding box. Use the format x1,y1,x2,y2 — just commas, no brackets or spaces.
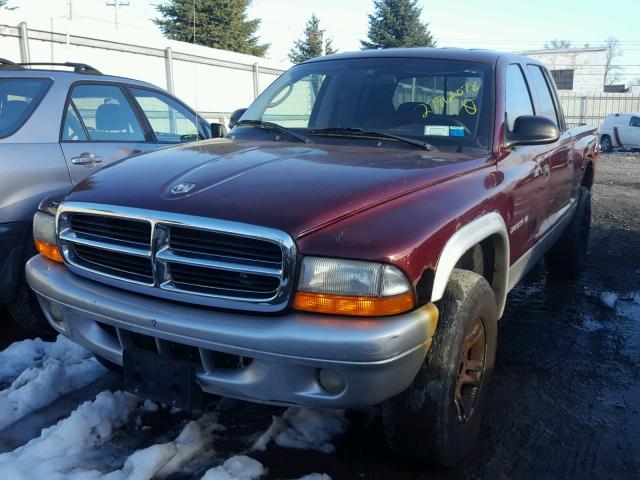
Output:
381,269,498,466
600,135,612,152
6,243,55,336
545,186,591,279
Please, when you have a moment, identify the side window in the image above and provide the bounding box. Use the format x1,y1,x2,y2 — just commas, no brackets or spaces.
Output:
527,65,559,126
66,84,145,142
630,116,640,127
62,104,87,141
129,88,200,143
505,64,534,131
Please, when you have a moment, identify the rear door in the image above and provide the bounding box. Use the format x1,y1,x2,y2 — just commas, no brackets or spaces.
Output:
526,64,574,225
60,82,157,184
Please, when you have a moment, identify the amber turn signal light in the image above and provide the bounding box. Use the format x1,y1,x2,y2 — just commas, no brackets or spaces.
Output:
35,240,64,263
293,291,415,317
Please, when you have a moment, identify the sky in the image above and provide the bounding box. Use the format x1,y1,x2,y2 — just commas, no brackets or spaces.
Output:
7,0,640,84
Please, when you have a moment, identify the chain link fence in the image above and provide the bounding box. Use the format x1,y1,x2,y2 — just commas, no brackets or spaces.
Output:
559,93,640,127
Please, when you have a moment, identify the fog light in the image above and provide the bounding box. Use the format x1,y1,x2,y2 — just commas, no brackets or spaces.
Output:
49,303,65,325
318,368,346,395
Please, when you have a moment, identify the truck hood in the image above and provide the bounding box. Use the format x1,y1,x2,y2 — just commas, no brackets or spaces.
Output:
65,139,483,238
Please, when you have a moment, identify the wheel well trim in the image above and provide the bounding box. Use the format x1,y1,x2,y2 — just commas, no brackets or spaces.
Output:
430,212,510,317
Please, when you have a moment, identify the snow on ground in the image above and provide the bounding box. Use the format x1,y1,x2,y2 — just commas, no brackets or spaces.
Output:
0,335,106,430
0,336,340,479
253,407,348,454
600,292,618,308
201,455,265,480
0,390,138,479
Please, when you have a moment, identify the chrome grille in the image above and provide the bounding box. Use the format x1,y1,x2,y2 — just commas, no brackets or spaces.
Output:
57,203,296,312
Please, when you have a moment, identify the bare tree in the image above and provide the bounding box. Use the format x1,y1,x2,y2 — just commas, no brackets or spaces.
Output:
603,37,623,85
544,39,572,49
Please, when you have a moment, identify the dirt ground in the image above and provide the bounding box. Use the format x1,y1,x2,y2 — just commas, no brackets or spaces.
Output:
1,151,639,479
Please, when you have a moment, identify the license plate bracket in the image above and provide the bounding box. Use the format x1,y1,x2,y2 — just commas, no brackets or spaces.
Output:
123,347,201,411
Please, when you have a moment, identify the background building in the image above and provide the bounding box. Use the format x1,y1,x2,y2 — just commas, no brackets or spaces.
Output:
520,47,609,93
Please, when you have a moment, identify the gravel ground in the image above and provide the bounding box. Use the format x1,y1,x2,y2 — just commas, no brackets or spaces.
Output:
1,151,638,479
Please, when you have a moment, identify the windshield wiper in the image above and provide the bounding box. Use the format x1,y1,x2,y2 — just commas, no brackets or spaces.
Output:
235,119,308,143
308,127,437,151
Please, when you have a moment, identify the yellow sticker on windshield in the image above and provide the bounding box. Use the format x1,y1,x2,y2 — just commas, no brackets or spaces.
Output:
417,81,480,118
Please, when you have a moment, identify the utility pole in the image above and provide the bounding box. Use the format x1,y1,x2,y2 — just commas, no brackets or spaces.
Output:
106,0,129,29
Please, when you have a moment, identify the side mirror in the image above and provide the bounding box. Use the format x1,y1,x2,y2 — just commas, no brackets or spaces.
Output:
504,115,559,149
229,108,247,129
210,122,227,139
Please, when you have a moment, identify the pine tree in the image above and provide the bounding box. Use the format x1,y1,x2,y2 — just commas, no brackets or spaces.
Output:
154,0,269,57
288,13,337,64
361,0,436,50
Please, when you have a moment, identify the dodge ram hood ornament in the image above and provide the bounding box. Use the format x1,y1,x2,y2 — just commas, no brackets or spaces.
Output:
170,182,196,195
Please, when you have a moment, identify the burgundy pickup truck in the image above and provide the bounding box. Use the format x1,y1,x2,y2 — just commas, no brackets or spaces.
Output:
26,48,597,465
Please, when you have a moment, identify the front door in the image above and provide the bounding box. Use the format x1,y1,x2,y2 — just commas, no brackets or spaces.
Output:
60,83,157,184
526,64,574,226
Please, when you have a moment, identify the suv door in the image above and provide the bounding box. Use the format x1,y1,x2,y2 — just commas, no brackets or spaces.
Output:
623,115,640,146
499,64,549,259
526,64,574,225
127,87,207,144
60,83,157,184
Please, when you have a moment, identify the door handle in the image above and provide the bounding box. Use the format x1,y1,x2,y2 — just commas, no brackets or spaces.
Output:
71,152,102,166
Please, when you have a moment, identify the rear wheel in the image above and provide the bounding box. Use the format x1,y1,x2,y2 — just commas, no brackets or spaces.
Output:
381,269,498,466
600,135,612,152
545,186,591,279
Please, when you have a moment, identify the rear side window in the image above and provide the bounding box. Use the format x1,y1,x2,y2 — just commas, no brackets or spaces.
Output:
64,84,145,142
129,88,200,143
527,65,559,126
630,116,640,127
505,65,534,131
0,78,51,138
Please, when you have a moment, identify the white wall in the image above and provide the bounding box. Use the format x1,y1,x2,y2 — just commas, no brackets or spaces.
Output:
0,12,287,123
521,48,609,93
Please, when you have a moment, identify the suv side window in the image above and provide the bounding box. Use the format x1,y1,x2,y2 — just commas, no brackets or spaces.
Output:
129,88,201,143
505,64,534,131
64,84,145,142
630,116,640,127
526,65,559,127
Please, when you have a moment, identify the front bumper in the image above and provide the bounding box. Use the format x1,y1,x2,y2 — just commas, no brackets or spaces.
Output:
26,255,438,408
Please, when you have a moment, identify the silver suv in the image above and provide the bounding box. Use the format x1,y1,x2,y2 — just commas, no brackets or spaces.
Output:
0,58,217,333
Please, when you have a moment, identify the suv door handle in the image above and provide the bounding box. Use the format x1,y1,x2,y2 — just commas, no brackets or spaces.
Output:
71,152,102,166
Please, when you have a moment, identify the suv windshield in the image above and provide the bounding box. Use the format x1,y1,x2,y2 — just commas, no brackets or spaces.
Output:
238,57,494,153
0,78,52,138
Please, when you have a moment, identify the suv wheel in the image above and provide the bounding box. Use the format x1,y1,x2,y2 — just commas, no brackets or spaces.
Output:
600,135,612,152
545,186,591,279
381,269,498,466
6,242,55,336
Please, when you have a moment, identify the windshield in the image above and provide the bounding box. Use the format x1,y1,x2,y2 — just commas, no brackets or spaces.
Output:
238,57,494,153
0,78,52,139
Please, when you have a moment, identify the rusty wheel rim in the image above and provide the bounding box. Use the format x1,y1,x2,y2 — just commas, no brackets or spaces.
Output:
454,317,486,423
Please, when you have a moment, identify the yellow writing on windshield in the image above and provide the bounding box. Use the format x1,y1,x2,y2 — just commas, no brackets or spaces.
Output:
416,81,480,119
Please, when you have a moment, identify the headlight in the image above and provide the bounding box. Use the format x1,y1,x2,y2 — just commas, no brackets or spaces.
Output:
33,194,64,263
293,257,415,316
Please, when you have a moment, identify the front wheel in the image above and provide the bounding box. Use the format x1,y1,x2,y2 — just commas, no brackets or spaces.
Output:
382,269,498,466
600,135,612,152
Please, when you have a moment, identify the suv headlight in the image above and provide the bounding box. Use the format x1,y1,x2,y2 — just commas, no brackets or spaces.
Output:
293,257,415,316
33,194,65,263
